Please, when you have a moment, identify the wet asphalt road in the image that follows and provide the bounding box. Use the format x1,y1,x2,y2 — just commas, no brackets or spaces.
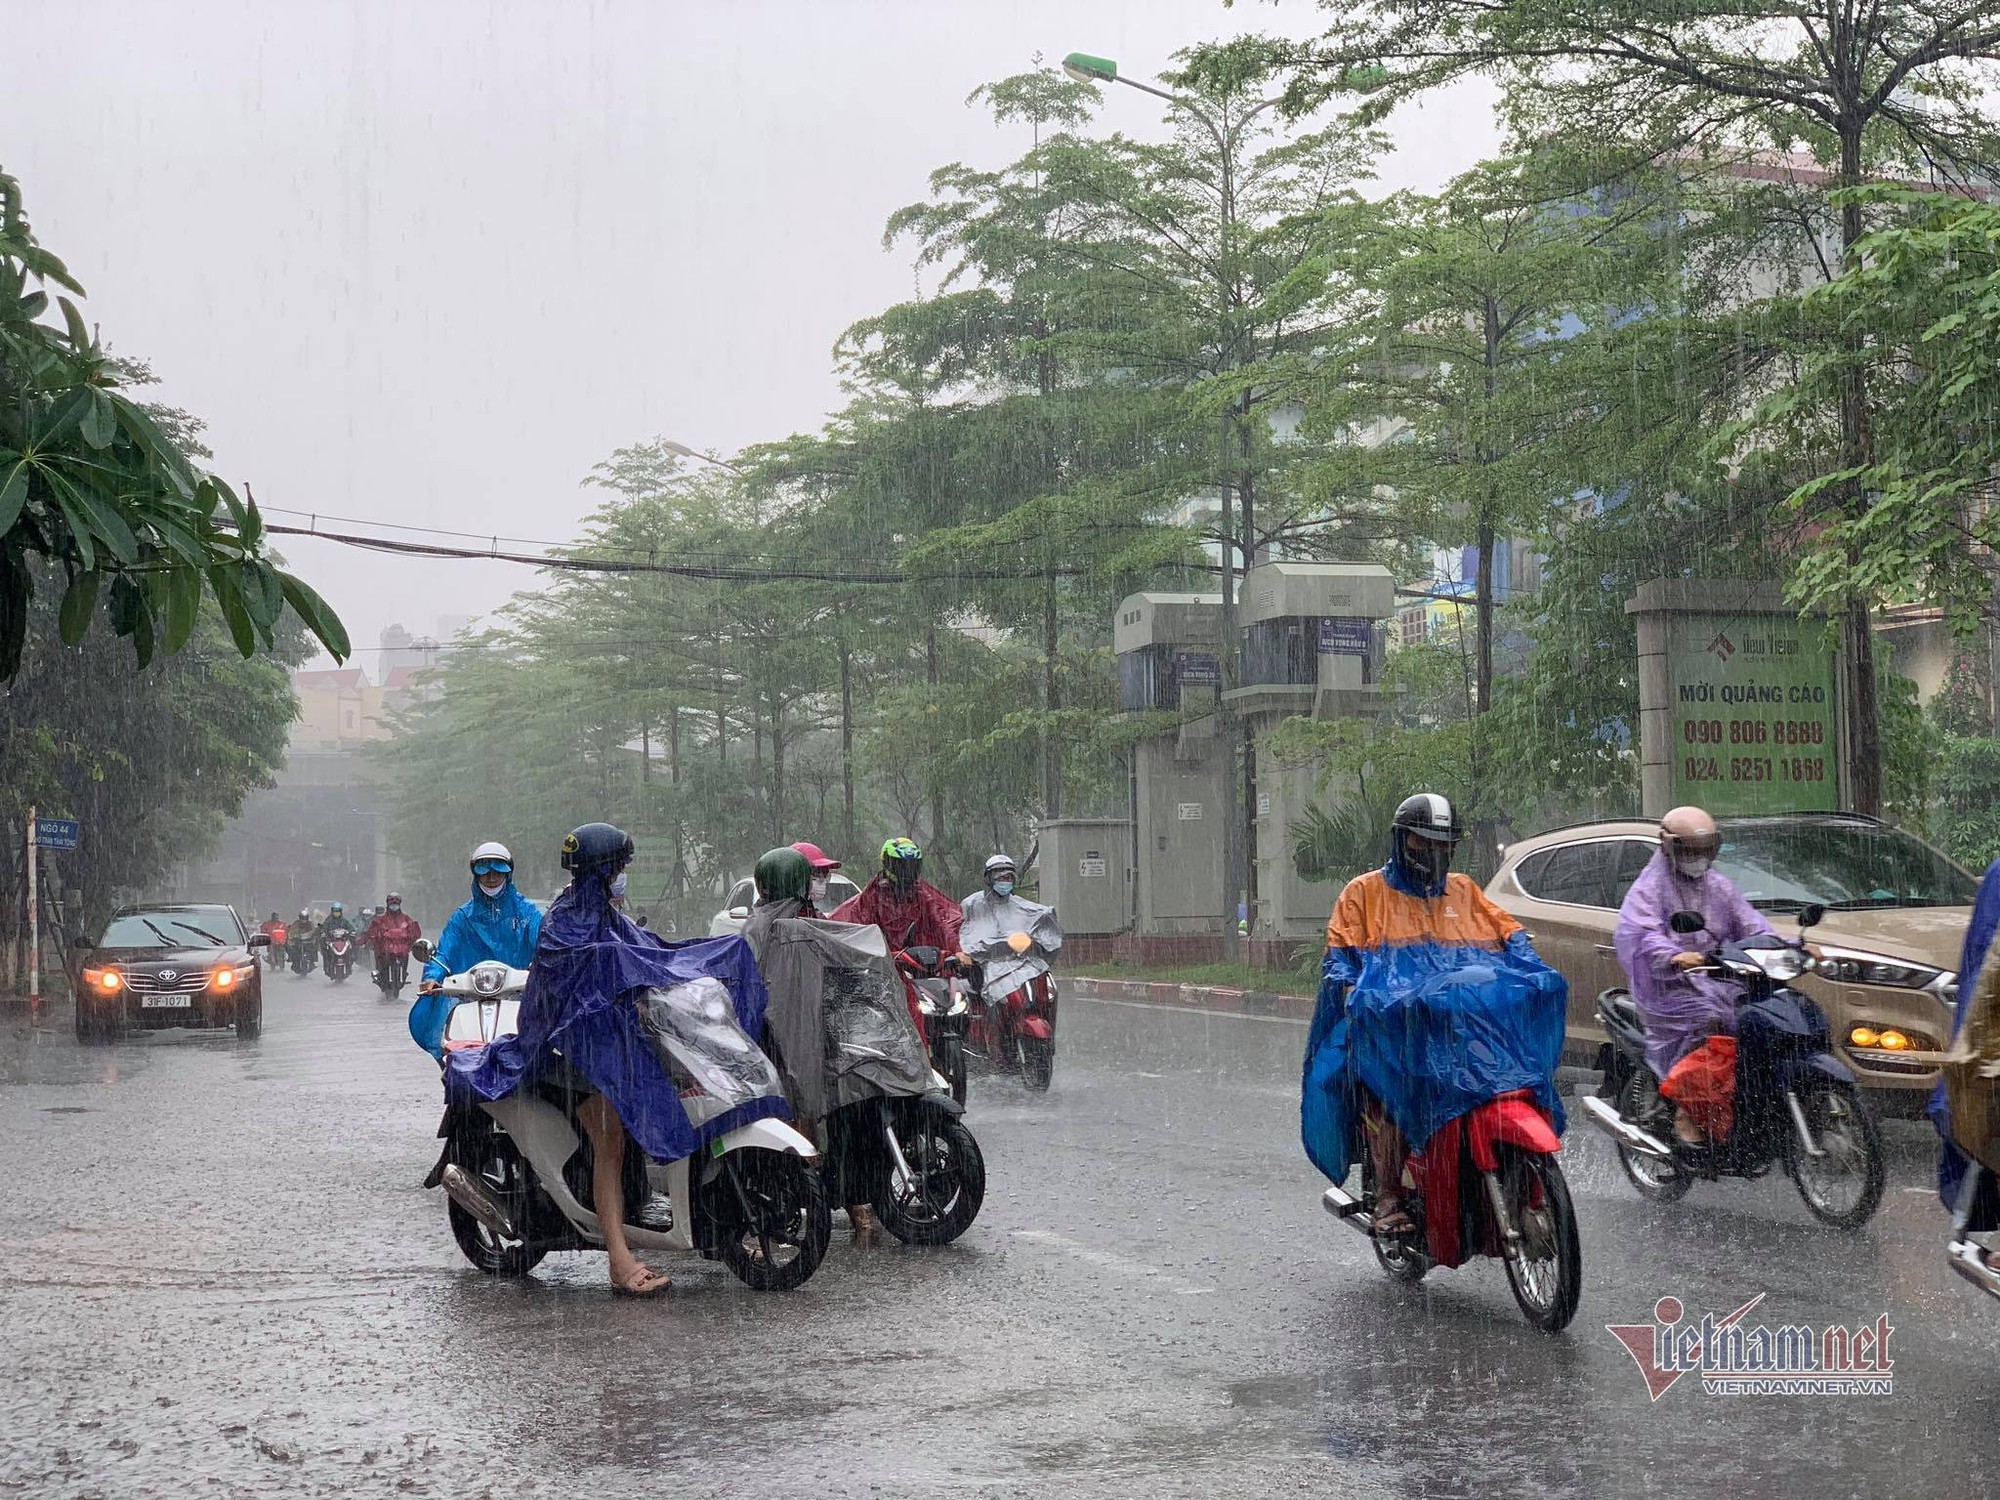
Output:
2,974,1997,1499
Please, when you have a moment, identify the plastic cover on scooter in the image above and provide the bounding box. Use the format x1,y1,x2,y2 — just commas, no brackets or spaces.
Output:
448,870,789,1164
759,915,931,1117
635,976,785,1109
1306,941,1568,1182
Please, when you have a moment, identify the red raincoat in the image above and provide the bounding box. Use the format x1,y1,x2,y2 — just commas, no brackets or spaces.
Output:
363,909,422,957
828,875,963,957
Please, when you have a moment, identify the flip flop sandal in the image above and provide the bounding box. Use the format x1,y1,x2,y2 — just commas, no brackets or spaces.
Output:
612,1267,672,1299
1373,1203,1418,1238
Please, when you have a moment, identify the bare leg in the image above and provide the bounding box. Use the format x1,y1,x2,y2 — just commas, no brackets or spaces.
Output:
1369,1106,1411,1229
578,1095,666,1293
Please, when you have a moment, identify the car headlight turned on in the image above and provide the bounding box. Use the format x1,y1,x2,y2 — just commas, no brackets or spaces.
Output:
1813,948,1943,990
83,968,121,992
209,964,256,991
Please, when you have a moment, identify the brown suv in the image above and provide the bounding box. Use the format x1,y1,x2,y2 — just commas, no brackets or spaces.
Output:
1487,815,1972,1111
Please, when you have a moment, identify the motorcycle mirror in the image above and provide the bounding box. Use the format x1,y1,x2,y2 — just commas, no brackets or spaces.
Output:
411,938,434,963
1007,931,1032,954
1797,903,1826,931
1668,909,1706,935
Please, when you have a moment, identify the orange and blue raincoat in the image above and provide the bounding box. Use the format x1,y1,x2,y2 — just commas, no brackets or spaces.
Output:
1302,861,1567,1183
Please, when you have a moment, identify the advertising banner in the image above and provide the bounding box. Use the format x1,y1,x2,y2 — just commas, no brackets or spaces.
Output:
1667,615,1838,815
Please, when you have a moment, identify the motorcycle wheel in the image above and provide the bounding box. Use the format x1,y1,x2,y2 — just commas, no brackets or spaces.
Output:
1788,1082,1886,1231
1362,1158,1427,1285
447,1134,547,1276
713,1148,830,1291
1499,1146,1582,1334
1615,1069,1692,1203
874,1107,986,1246
1019,1036,1054,1093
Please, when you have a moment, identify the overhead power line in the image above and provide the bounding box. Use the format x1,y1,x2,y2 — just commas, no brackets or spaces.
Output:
260,522,1108,584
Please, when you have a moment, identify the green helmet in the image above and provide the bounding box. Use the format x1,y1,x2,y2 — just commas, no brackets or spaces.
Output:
754,847,812,905
880,836,923,894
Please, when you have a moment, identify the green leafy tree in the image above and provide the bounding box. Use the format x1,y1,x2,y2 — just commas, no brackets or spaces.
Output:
0,170,347,678
1251,2,2000,815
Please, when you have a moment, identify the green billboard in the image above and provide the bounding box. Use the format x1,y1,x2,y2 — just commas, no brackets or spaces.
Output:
1667,613,1839,815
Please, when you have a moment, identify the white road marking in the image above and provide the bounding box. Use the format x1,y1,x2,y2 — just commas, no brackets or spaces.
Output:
1069,993,1308,1027
1010,1229,1214,1295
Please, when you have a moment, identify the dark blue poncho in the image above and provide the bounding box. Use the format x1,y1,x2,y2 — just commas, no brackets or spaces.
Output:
446,869,789,1164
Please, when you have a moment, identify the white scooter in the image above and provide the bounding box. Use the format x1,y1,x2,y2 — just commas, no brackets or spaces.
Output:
420,948,831,1292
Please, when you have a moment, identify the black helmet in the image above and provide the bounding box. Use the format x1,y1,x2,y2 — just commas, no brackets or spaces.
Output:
754,847,811,904
561,822,635,878
1390,793,1462,893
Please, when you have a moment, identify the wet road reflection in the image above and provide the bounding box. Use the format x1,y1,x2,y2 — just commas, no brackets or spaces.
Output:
1,981,1994,1497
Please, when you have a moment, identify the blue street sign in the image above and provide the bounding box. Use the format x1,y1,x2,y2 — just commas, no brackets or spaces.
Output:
34,818,80,851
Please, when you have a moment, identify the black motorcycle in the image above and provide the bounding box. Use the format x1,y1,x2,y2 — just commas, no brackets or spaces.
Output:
901,944,970,1107
288,930,316,975
764,922,985,1245
374,949,410,999
1582,903,1885,1230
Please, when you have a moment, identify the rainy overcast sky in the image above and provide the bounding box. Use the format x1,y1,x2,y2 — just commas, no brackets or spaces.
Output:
2,1,1496,667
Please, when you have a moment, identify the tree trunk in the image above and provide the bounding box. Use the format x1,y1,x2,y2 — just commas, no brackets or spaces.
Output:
669,706,680,786
769,690,786,843
1837,121,1882,816
1043,570,1061,819
839,642,857,855
926,625,946,880
640,718,650,786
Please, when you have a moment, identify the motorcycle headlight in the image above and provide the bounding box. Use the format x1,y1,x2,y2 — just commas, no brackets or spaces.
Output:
1755,948,1811,982
917,992,940,1016
470,963,509,997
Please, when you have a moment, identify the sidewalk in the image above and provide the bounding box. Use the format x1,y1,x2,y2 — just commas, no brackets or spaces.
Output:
1064,974,1314,1023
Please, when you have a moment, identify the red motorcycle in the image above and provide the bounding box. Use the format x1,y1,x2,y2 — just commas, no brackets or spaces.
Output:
1320,1088,1581,1332
970,934,1057,1093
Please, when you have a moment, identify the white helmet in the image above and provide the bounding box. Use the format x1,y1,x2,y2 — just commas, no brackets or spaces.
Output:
470,840,513,873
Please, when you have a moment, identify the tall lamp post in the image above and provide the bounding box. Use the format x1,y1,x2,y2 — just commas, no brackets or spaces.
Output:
1062,51,1261,958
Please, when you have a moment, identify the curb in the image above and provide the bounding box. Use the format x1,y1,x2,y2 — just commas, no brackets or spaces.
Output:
1065,975,1315,1022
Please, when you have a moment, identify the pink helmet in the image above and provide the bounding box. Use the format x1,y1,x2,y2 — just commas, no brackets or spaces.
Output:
791,840,841,872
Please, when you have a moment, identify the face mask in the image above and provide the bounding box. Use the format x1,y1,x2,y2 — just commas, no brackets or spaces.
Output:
1675,856,1714,881
992,879,1016,898
479,876,506,897
1403,837,1450,884
810,877,829,902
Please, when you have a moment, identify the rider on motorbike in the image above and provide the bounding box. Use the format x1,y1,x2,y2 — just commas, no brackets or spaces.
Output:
1303,793,1548,1239
1613,805,1774,1145
829,837,965,970
364,895,421,987
321,902,355,947
791,841,841,911
410,840,544,1059
961,853,1062,989
450,823,785,1297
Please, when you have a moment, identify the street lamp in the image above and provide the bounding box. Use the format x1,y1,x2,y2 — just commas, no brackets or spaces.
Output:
660,439,746,475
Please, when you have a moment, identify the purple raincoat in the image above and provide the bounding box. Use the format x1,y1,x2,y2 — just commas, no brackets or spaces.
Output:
1613,851,1772,1080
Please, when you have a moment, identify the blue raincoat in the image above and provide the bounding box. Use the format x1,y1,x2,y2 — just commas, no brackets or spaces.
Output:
445,869,789,1164
1302,859,1567,1183
1931,857,2000,1224
407,875,544,1059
